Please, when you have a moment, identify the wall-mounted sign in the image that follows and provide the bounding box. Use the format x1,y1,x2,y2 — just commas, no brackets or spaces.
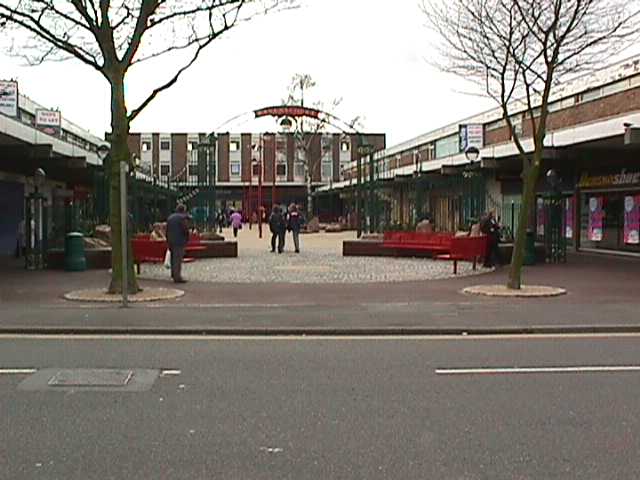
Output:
0,80,18,117
578,169,640,188
588,196,604,242
624,195,640,244
35,109,61,137
459,124,484,152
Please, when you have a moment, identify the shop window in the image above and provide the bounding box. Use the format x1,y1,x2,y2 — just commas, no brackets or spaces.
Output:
160,140,170,150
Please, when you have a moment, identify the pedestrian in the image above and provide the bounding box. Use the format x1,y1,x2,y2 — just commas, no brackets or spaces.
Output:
480,210,501,268
230,209,243,238
268,205,286,253
287,203,305,253
216,210,225,234
166,204,191,283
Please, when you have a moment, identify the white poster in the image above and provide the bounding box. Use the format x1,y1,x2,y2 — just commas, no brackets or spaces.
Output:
466,124,484,149
36,109,61,136
0,80,18,117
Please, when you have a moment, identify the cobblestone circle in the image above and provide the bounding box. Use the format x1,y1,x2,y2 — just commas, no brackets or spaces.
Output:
139,230,492,284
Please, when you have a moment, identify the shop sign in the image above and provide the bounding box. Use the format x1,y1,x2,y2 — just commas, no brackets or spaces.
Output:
578,169,640,188
565,197,574,239
0,80,18,117
624,195,640,244
588,196,604,242
36,109,61,136
459,124,484,152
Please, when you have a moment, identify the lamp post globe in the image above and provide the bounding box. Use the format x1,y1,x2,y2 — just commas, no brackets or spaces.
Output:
464,146,480,163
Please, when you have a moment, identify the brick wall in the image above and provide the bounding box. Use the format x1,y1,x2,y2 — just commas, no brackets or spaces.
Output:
218,133,230,182
241,133,252,182
171,134,187,181
485,86,640,146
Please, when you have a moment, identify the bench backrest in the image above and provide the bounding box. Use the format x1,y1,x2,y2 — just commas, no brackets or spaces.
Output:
131,239,167,260
383,231,453,246
450,236,488,259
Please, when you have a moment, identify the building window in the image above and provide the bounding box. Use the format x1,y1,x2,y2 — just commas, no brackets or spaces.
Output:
321,162,332,180
252,163,262,176
230,163,241,176
295,162,305,179
340,141,350,152
160,140,170,150
142,141,151,152
229,140,240,152
187,141,198,151
160,164,170,176
276,163,287,176
188,165,199,176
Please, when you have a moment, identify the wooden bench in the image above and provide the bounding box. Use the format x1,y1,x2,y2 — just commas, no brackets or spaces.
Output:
382,231,453,255
435,236,488,274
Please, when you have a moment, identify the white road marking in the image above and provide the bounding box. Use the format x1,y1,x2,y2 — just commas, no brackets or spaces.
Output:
0,368,37,374
160,369,181,376
436,365,640,375
1,333,640,341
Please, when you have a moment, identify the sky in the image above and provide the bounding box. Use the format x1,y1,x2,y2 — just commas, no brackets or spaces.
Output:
0,0,498,146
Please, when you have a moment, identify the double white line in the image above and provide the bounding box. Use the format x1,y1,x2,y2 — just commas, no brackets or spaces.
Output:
436,365,640,375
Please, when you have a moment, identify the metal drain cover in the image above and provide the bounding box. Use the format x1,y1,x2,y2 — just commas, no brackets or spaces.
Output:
48,369,133,387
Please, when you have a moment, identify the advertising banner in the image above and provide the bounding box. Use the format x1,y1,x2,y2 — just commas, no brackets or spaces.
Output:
35,109,61,136
536,197,545,236
458,124,484,152
624,195,640,244
0,80,18,117
588,196,604,242
565,196,574,240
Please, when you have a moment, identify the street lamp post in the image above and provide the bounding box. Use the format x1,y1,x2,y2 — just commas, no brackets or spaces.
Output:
253,140,263,239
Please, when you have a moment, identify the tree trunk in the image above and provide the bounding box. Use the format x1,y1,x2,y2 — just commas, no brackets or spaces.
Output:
107,74,140,294
507,151,542,289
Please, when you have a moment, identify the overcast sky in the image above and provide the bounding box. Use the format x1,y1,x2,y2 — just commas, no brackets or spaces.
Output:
2,0,500,146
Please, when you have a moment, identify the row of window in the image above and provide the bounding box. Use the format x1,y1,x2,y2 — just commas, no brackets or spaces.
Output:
17,108,98,153
142,138,352,153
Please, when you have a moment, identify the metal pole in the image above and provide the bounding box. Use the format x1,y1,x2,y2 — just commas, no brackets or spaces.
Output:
368,152,375,233
272,136,276,209
258,155,263,239
120,161,129,307
356,136,362,238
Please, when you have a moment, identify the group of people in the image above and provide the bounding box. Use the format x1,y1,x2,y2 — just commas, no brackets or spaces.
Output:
268,204,305,254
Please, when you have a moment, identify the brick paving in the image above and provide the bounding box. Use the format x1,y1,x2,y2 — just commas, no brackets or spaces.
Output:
139,228,491,283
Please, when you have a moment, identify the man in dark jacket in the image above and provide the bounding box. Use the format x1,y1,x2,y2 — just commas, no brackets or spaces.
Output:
480,210,501,268
287,204,305,253
268,205,286,253
166,204,190,283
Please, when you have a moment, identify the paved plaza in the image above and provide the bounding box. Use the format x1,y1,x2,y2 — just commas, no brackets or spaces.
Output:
140,228,491,284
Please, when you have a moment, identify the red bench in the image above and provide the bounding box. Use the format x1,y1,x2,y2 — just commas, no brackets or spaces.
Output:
435,236,488,274
382,231,453,255
131,239,200,274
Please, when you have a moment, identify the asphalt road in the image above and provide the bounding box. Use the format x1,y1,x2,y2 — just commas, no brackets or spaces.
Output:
2,334,640,479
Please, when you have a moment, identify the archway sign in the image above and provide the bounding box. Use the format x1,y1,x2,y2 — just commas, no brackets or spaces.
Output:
254,105,322,120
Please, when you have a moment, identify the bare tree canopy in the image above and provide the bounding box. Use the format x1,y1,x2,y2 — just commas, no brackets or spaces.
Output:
423,0,640,289
0,0,294,121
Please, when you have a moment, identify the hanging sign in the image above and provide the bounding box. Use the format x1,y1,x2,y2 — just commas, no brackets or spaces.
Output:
564,197,575,240
36,109,61,136
588,196,604,242
536,197,545,236
624,195,640,244
0,80,18,117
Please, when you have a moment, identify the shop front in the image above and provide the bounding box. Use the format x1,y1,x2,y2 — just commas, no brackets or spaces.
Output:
577,169,640,255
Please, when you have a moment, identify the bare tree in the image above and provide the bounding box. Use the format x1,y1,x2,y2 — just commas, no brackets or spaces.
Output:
0,0,293,293
282,73,360,219
423,0,640,289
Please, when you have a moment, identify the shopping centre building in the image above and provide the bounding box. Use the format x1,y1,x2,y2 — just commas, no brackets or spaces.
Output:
318,55,640,256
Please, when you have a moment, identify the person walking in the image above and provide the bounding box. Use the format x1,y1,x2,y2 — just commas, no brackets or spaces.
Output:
216,210,225,234
268,205,286,253
230,209,243,238
166,204,190,283
287,203,304,253
480,210,501,268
